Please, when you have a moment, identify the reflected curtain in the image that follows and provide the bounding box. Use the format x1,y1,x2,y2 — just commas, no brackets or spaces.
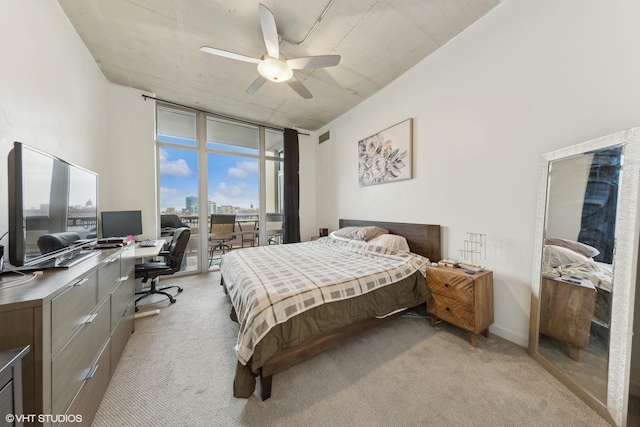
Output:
283,128,300,243
578,146,622,263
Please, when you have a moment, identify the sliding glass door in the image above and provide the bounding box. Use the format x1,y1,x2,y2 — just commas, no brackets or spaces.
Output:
156,104,284,273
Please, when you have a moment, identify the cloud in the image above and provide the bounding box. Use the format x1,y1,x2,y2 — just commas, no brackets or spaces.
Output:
228,160,258,179
159,186,185,210
159,148,193,177
210,182,257,208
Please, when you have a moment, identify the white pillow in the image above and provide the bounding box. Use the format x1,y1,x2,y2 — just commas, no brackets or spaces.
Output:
368,234,410,252
328,230,352,242
332,226,388,241
542,245,590,268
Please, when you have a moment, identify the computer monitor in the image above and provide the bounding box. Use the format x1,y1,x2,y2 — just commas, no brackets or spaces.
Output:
101,210,143,238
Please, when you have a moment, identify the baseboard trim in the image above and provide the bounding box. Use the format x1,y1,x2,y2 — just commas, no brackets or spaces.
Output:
490,324,528,348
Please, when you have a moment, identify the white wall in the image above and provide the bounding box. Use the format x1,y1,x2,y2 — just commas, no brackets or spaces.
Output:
314,0,640,346
0,0,109,247
105,84,158,239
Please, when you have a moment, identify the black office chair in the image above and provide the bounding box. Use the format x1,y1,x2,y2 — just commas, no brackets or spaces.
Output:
160,214,190,237
134,227,191,311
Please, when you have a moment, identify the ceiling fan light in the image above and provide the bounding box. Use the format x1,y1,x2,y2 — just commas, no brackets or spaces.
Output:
257,58,293,82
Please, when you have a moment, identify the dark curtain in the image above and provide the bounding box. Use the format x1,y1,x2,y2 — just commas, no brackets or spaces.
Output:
578,146,623,263
282,128,301,243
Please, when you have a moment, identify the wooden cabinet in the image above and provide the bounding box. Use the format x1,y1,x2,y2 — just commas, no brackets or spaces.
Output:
425,266,494,347
539,277,597,361
0,244,135,427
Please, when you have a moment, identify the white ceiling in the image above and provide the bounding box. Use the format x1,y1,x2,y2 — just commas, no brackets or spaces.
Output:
57,0,502,131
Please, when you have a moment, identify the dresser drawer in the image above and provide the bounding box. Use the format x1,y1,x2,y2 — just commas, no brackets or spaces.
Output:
52,271,98,356
425,268,474,305
110,312,133,375
0,380,14,426
52,300,110,416
120,244,135,277
98,255,121,302
428,293,475,332
111,279,134,332
59,342,111,427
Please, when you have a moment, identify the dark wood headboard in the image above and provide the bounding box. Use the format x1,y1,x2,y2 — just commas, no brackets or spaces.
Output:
339,219,441,261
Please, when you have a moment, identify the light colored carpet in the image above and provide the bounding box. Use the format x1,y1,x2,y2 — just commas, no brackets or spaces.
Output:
92,272,611,427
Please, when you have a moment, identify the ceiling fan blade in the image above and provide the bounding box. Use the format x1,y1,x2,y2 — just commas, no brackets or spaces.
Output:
287,55,341,70
200,46,261,64
287,77,313,99
246,75,267,95
259,3,280,59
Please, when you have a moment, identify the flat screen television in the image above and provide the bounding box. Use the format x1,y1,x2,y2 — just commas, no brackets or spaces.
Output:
8,142,99,267
101,210,143,238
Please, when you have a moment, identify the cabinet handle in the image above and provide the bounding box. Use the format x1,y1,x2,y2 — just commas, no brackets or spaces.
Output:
85,365,99,380
120,276,129,281
73,277,89,287
121,309,129,317
444,283,450,288
445,307,450,312
108,258,118,264
84,313,98,324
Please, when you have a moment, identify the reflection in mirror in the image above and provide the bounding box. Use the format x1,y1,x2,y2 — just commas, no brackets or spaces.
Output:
539,145,623,404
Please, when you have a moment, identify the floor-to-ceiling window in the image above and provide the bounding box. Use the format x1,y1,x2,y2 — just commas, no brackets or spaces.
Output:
156,106,200,273
155,103,284,273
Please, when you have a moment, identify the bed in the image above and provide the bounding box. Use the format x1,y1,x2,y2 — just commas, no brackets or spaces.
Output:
220,219,441,400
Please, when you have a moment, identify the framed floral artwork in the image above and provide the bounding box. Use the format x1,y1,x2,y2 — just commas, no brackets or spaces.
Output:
358,118,413,186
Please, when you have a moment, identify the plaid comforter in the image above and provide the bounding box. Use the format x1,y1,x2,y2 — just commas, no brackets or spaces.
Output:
220,237,430,365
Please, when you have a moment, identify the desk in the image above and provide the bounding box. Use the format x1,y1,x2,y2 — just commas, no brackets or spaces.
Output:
134,239,167,259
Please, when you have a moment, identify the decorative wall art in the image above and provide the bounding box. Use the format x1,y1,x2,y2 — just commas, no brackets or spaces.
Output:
358,118,413,186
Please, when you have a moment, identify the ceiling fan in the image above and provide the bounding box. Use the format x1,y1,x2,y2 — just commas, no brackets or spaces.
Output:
200,3,340,99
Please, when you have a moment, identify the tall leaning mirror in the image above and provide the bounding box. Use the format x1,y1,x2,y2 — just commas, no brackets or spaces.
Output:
529,127,640,426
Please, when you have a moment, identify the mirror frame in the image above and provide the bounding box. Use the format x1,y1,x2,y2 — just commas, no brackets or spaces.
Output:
529,126,640,426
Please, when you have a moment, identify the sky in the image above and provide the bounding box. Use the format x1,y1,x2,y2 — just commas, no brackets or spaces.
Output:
157,136,259,212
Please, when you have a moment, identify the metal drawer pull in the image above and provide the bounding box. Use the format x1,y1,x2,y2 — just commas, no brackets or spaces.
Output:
73,277,90,287
121,309,129,317
84,313,98,324
108,258,118,264
86,365,99,379
120,276,129,281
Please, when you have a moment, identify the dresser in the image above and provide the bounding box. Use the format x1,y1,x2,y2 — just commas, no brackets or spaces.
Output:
0,245,135,427
425,265,494,347
0,345,30,427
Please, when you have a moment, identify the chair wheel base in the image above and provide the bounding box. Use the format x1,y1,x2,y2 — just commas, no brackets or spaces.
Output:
178,287,184,293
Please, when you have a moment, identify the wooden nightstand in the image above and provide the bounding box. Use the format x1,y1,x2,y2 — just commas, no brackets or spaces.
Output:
539,276,596,361
425,265,494,347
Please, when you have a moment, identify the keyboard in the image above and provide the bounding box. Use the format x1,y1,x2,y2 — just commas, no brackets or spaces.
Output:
139,239,158,247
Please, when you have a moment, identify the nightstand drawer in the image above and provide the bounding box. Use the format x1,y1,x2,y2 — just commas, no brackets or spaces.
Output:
428,293,475,332
426,268,474,305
